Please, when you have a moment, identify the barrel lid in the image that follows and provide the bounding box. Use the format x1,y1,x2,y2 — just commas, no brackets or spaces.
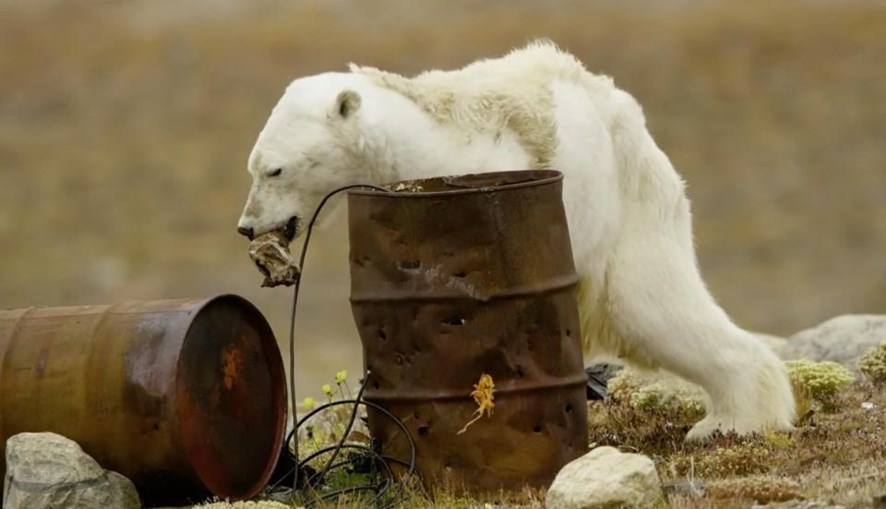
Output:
174,294,287,500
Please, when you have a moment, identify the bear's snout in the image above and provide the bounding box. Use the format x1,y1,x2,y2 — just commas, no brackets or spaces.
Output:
237,226,255,240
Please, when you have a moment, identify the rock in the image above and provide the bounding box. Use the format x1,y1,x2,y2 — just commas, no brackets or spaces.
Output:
777,315,886,373
755,332,789,350
3,432,140,509
545,446,662,509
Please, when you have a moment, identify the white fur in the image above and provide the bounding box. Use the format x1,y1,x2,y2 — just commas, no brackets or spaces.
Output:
238,41,796,440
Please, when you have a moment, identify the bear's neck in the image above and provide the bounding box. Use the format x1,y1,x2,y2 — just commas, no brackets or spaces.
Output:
366,88,534,184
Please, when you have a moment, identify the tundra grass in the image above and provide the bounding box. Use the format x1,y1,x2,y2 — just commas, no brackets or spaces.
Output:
199,381,883,508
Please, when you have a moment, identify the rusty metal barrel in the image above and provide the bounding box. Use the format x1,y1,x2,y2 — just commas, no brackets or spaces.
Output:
348,170,588,493
0,295,287,505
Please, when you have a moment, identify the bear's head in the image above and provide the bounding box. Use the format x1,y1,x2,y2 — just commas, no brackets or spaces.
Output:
237,74,372,242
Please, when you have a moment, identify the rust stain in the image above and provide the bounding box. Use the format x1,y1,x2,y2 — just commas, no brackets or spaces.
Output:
222,344,244,390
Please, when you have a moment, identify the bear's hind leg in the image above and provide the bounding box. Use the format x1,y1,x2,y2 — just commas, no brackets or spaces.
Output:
602,224,796,441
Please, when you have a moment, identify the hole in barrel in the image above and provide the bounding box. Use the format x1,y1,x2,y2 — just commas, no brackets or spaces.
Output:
533,424,543,433
399,259,421,270
377,329,387,341
453,270,467,278
417,424,430,437
565,403,574,414
516,365,525,378
443,317,465,326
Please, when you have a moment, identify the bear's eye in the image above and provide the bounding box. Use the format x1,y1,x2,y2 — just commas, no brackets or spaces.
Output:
268,168,283,177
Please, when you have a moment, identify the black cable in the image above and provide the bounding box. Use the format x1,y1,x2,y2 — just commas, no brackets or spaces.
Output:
292,385,423,508
270,393,420,495
309,366,371,485
270,180,424,507
293,397,418,480
286,183,391,492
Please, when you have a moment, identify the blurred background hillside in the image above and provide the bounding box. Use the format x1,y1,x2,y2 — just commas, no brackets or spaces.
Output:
1,0,884,397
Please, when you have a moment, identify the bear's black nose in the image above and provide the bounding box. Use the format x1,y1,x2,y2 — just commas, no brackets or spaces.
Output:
237,226,255,240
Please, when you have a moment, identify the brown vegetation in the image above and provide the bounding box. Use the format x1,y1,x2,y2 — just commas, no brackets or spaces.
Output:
589,380,885,507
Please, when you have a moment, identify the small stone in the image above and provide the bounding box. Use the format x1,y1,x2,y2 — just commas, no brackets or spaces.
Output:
545,446,662,509
3,432,140,509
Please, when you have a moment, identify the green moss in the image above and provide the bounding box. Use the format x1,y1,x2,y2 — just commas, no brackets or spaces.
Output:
607,369,706,416
785,360,854,411
858,343,886,385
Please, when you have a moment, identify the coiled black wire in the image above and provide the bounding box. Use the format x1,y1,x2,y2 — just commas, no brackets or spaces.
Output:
269,183,420,508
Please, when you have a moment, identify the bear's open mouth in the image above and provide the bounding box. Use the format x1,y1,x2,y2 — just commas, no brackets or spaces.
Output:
282,216,299,242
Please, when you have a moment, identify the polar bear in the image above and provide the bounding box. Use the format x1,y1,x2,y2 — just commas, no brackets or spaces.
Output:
237,41,795,440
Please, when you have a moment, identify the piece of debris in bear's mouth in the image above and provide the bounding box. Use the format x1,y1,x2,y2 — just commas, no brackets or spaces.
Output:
248,230,300,287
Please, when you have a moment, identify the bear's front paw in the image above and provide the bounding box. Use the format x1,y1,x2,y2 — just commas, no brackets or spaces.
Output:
685,417,725,443
685,413,794,442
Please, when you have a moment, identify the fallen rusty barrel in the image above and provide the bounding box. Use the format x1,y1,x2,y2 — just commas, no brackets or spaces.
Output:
0,295,287,506
348,170,588,493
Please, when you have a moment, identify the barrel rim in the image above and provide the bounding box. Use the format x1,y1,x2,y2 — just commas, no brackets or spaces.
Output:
348,169,563,198
174,293,287,501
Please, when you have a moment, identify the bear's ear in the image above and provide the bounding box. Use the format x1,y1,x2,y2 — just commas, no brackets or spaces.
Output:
334,90,361,119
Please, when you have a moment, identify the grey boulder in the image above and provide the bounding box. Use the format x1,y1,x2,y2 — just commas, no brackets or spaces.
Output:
777,314,886,373
3,432,140,509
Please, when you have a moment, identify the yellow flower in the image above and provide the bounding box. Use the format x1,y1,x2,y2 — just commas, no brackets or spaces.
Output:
322,384,334,395
458,373,495,435
335,370,348,383
302,397,316,410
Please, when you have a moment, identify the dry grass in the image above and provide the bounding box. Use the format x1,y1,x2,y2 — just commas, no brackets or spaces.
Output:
589,381,886,508
195,381,884,508
1,0,885,394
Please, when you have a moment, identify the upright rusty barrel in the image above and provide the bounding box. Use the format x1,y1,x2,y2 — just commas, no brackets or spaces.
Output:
348,170,588,493
0,295,287,505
